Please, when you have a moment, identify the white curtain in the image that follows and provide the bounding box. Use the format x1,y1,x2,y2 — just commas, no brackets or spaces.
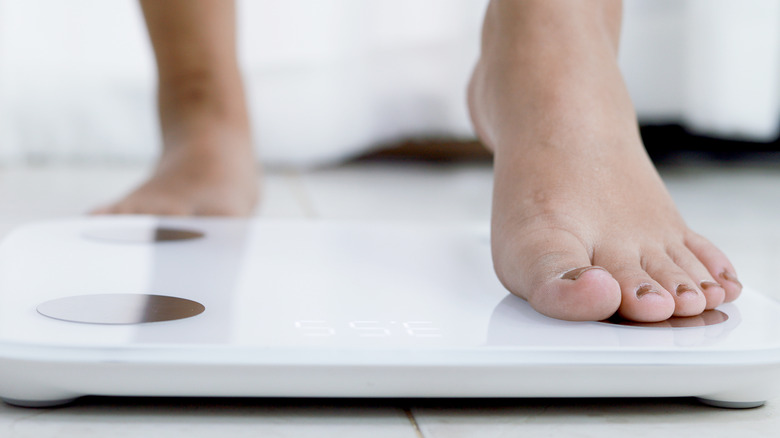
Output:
620,0,780,140
0,0,778,167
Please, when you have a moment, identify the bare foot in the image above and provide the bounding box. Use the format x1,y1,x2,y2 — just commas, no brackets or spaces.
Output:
91,131,259,217
94,0,258,217
469,0,741,322
93,71,259,216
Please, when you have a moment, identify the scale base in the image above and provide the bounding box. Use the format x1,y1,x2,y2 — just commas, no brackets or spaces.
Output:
2,397,767,410
695,398,766,409
3,398,79,409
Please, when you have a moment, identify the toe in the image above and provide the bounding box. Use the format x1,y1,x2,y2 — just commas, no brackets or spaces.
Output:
89,205,112,215
698,281,726,309
194,199,254,217
666,245,725,310
643,251,707,317
149,203,193,216
493,227,621,321
685,232,742,302
607,264,675,322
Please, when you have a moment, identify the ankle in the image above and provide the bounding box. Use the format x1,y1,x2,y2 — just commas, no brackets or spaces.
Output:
158,67,249,126
481,0,622,54
155,69,252,153
471,1,638,155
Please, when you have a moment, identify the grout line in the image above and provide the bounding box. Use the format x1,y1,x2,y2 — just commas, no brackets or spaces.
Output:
404,408,425,438
284,169,317,219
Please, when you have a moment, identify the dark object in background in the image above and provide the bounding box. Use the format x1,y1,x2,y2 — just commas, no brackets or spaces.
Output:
641,124,780,164
355,124,780,165
356,138,492,163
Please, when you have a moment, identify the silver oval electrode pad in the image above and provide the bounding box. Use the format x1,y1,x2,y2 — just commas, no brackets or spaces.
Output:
82,227,204,243
37,294,205,324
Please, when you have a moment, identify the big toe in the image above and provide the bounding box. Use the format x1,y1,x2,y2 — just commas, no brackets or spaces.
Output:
494,227,621,321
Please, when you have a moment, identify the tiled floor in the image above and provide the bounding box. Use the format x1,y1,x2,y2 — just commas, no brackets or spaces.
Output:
1,159,780,437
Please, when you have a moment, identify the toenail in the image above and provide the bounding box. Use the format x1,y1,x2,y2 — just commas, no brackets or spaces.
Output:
700,280,724,292
675,284,699,297
560,266,607,280
719,270,742,288
635,283,663,299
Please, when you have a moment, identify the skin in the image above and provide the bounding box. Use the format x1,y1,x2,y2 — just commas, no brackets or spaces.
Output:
468,0,741,321
96,0,742,322
93,0,259,216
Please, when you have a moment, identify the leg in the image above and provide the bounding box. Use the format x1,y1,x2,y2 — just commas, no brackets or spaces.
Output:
93,0,259,216
468,0,742,322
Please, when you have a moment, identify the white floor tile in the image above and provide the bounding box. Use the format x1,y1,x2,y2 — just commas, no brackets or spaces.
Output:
0,398,419,438
412,397,780,438
297,162,493,222
256,170,310,219
0,165,148,221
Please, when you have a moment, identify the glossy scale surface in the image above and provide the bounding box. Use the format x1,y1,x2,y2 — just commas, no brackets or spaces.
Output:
0,217,778,408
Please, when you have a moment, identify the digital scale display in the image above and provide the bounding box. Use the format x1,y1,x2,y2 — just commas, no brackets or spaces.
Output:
293,320,443,337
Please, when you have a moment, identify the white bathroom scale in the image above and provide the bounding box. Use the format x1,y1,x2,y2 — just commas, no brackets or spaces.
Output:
0,217,779,409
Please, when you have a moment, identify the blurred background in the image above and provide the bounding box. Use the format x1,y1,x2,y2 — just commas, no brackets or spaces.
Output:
0,0,779,167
